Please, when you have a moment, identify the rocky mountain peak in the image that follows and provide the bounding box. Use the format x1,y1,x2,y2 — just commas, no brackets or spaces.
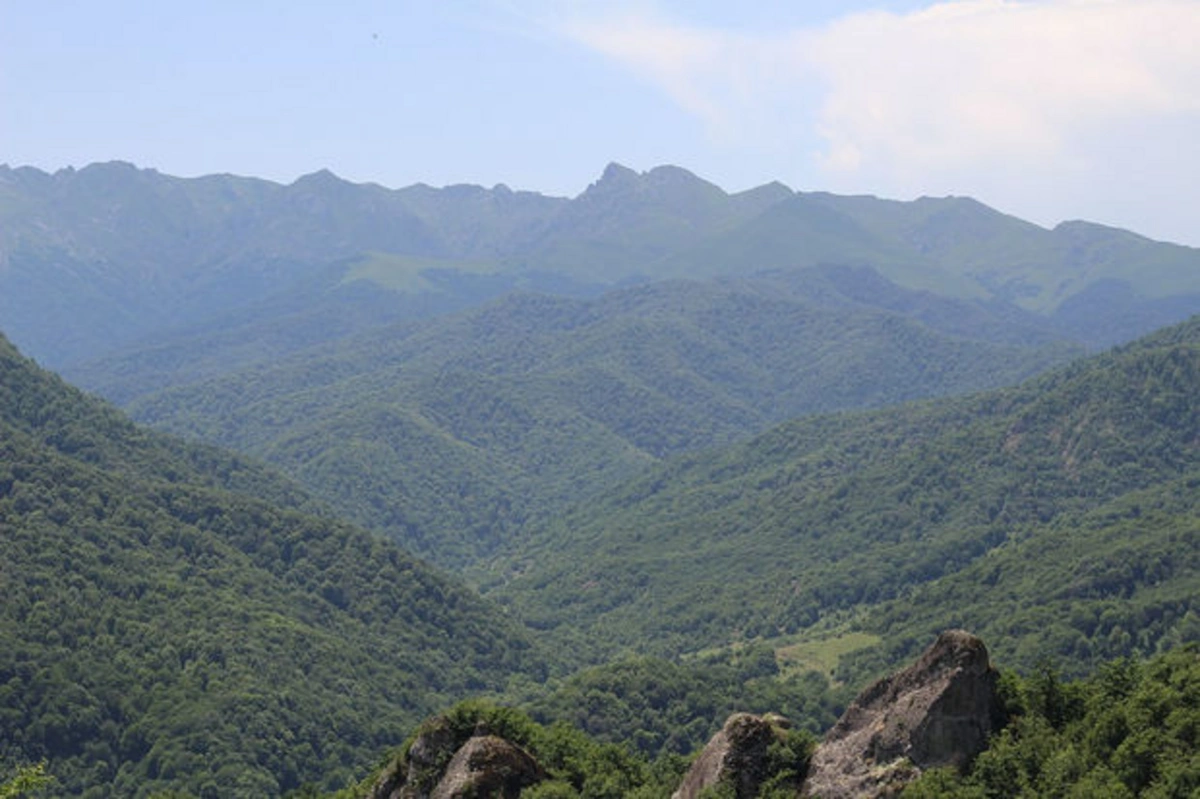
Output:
578,162,641,197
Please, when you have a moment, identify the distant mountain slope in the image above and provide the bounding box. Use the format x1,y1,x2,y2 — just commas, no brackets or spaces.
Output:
0,162,440,366
4,161,1199,375
0,333,546,796
488,317,1199,672
123,267,1079,568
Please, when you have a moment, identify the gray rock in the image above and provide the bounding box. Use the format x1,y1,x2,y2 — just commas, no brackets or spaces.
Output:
365,720,454,799
673,712,790,799
368,726,543,799
430,735,543,799
802,630,1001,799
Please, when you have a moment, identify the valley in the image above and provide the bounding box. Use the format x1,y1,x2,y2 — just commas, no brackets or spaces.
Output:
0,162,1196,797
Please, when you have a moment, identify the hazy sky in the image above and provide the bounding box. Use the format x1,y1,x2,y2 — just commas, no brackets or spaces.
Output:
4,1,1199,245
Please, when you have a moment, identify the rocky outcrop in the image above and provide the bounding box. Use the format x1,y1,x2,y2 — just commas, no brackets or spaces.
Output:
376,632,1002,799
801,629,1002,799
430,734,543,798
673,712,793,799
367,719,543,799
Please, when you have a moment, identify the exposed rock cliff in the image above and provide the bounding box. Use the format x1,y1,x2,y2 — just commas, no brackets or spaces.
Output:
801,629,1002,799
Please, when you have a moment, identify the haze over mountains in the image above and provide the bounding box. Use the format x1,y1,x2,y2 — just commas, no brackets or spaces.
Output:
6,160,1199,571
3,161,1199,380
1,160,1198,796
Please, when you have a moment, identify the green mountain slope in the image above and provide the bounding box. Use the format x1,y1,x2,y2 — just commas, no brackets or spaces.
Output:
123,268,1078,569
0,333,546,796
858,474,1199,678
488,317,1200,672
0,162,442,367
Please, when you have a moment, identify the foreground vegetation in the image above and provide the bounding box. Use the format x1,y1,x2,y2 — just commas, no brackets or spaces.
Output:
338,699,696,799
324,644,1199,798
521,645,849,759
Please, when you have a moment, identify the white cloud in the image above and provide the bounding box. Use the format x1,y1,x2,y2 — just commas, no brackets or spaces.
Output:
807,0,1200,179
562,14,730,123
557,8,811,143
554,1,1200,241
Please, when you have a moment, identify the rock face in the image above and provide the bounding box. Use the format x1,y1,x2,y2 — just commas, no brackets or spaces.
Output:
366,720,543,799
430,735,543,799
801,630,1002,799
673,712,790,799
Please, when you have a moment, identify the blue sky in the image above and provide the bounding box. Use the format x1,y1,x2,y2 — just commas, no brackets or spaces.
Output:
4,1,1199,245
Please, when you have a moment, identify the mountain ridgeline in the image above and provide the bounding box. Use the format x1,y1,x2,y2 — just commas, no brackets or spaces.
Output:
3,161,1199,382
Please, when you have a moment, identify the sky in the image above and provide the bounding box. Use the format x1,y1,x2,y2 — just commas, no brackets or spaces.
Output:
3,0,1199,245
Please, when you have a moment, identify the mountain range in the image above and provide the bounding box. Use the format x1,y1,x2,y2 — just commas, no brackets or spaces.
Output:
1,160,1198,796
3,161,1199,382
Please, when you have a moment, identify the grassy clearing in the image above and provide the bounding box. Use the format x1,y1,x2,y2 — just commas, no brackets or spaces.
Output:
775,631,882,682
341,252,497,292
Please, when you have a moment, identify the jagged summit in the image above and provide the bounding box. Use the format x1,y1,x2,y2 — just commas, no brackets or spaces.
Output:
576,161,642,197
291,167,349,188
600,160,638,181
580,161,721,198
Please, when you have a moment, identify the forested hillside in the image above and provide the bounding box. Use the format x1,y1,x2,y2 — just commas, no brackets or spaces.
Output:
0,333,546,796
489,316,1199,675
121,267,1077,568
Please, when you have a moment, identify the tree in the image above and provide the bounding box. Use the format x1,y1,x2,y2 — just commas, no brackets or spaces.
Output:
0,763,52,799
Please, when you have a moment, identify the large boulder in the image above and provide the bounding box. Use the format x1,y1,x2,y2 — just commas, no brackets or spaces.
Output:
673,712,792,799
802,630,1002,798
367,720,543,799
430,734,544,799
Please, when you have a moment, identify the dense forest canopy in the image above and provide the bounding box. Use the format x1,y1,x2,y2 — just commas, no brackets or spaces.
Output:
0,333,546,795
120,268,1080,569
490,317,1199,675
